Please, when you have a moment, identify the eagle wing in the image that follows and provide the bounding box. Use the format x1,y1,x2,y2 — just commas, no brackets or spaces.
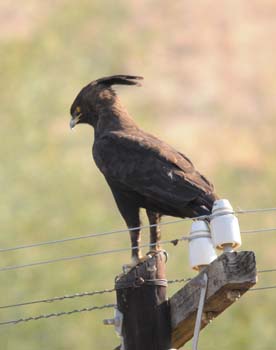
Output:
93,130,215,209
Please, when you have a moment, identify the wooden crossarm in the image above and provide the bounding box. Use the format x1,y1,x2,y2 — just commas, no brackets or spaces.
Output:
170,251,257,349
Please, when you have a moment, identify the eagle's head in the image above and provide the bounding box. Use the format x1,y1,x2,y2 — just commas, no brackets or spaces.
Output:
70,75,143,129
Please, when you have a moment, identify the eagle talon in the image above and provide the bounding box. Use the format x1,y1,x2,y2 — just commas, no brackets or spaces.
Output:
147,247,161,255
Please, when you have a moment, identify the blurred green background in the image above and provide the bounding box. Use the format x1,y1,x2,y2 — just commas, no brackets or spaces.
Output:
1,0,276,349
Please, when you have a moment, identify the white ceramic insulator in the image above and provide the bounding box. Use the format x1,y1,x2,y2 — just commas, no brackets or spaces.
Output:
210,199,242,250
189,220,217,270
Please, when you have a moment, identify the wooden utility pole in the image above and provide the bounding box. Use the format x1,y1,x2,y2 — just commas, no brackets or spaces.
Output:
115,251,171,350
114,250,256,350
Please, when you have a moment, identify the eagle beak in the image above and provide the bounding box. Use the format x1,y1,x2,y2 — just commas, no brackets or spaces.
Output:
70,114,82,129
70,118,76,129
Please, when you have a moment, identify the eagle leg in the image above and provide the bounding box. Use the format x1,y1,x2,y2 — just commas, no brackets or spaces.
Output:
146,210,162,253
129,225,142,265
108,186,143,265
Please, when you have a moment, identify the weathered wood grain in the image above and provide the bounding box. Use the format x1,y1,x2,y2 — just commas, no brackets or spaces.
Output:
170,251,257,349
115,251,171,350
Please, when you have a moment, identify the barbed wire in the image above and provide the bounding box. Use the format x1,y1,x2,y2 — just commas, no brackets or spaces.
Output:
1,206,276,254
0,266,274,327
0,277,192,311
0,303,116,326
0,283,275,327
0,268,274,311
0,207,274,328
168,277,192,284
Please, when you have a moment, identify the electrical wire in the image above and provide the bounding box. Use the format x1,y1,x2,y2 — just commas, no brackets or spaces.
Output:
249,285,276,291
236,207,276,215
0,237,187,272
0,206,274,273
1,206,276,254
1,223,276,273
241,228,276,234
258,268,276,273
0,218,193,254
0,207,275,327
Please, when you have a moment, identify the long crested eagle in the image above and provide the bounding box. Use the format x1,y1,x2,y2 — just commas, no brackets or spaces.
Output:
70,75,218,264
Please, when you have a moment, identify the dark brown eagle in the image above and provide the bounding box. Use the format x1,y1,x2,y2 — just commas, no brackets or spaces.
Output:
70,75,218,264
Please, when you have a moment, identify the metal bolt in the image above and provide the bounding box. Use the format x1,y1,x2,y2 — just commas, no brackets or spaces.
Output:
103,318,115,325
222,243,234,253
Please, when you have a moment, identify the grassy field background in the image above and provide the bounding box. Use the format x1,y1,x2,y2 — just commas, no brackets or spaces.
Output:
1,0,276,349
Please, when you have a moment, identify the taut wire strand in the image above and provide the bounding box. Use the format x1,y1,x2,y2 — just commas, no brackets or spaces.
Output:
241,228,276,234
0,237,188,272
1,225,276,272
1,206,276,254
0,218,197,253
258,268,276,273
249,285,276,291
236,207,276,215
